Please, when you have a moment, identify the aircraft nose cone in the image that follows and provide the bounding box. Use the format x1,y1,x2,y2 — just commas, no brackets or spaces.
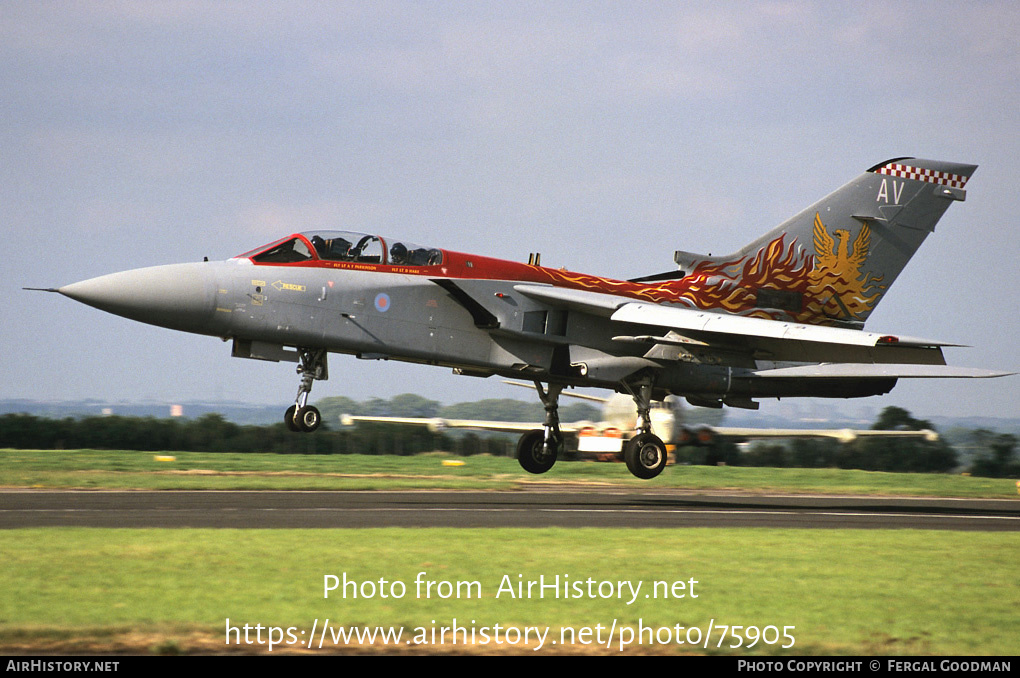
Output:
59,262,217,333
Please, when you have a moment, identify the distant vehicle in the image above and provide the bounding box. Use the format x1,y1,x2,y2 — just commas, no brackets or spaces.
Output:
36,157,1009,480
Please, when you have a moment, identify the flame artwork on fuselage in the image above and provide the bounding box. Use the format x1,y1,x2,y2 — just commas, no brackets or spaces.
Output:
536,212,882,326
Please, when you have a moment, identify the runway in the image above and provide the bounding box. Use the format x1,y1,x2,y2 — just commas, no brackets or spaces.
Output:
2,490,1018,530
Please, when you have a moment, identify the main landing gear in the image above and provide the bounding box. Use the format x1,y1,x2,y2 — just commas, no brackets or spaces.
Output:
622,381,668,479
516,382,563,474
514,379,669,480
285,348,327,433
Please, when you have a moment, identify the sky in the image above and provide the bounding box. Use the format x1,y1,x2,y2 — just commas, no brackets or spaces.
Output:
2,1,1018,422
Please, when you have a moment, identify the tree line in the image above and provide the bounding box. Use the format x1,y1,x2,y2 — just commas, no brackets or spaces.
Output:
0,400,1015,477
0,411,458,457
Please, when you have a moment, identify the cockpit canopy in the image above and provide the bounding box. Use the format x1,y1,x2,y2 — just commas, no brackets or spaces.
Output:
236,231,444,267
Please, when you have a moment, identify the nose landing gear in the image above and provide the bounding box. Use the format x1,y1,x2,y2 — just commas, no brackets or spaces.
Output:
285,348,327,432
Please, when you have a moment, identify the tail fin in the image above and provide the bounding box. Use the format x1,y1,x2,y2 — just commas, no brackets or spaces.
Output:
674,158,976,327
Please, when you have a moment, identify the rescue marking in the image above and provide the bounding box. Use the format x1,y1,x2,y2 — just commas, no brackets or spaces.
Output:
272,280,307,292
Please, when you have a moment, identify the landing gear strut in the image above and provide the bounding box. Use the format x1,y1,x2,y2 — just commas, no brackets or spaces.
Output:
516,382,563,474
285,348,327,433
622,380,668,479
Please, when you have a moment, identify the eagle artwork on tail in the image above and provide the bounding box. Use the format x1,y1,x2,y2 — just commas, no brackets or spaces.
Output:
809,213,883,322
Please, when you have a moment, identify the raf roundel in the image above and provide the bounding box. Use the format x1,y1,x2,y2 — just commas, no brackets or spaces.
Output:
374,292,391,313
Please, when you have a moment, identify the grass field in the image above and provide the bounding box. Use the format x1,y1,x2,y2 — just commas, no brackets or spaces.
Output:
1,528,1017,655
2,448,1018,496
1,449,1017,655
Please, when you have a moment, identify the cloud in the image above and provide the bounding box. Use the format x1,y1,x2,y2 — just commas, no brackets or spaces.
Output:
232,198,396,241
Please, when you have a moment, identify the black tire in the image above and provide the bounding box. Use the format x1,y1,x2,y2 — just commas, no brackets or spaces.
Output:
624,433,668,479
295,405,321,433
284,405,301,432
517,429,558,474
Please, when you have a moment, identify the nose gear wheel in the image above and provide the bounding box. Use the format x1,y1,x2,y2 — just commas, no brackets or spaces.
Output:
284,348,327,433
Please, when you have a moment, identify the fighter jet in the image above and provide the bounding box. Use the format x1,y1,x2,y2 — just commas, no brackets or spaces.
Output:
34,157,1010,479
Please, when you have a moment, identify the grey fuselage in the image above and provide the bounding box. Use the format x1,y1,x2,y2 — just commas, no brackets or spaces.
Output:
58,255,924,405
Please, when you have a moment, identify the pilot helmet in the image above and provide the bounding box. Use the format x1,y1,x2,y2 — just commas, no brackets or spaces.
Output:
389,242,408,264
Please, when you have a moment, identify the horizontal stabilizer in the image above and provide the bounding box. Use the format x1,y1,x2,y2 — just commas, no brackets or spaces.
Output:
750,364,1012,379
611,302,956,349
